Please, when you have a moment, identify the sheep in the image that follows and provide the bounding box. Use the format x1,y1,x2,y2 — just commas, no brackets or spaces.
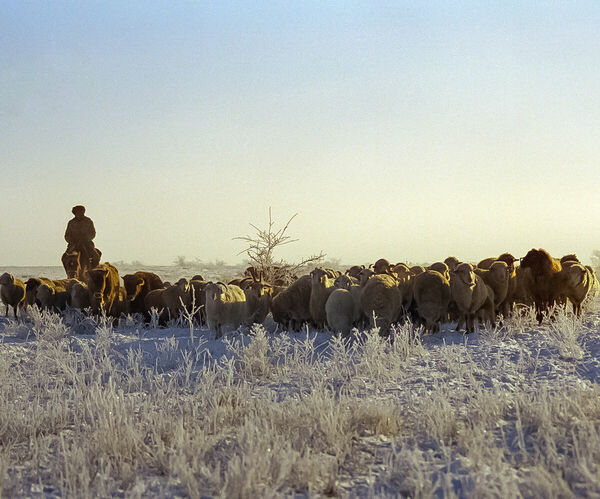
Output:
162,278,192,319
520,248,566,323
270,285,286,299
228,277,253,288
477,257,497,270
360,274,402,335
0,273,26,318
122,271,164,315
144,288,167,322
512,265,534,307
334,274,363,326
497,253,518,269
25,277,71,308
270,275,312,331
412,270,451,333
450,263,492,333
69,281,91,309
336,274,359,287
346,265,365,279
444,256,461,272
325,289,356,335
477,284,497,328
494,255,519,317
560,254,580,264
391,265,413,321
323,268,341,279
243,266,260,280
36,283,69,312
373,258,393,275
309,268,335,330
25,277,54,307
427,262,450,281
244,276,272,325
205,282,247,339
358,267,375,286
189,279,208,324
87,263,120,316
392,263,410,276
474,261,510,313
586,266,599,299
561,263,593,316
409,266,425,276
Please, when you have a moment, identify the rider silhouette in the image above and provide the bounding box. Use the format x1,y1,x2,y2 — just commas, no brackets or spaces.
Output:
65,205,97,266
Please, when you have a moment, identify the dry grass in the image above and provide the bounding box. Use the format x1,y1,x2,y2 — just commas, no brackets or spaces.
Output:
0,298,600,497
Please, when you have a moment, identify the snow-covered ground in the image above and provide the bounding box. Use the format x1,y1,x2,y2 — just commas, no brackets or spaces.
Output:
1,295,600,497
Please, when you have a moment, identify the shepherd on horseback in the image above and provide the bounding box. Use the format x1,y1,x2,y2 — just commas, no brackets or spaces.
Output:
62,205,101,278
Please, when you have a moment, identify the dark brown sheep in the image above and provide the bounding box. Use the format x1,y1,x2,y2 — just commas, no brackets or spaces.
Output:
444,256,461,272
244,276,272,325
409,266,425,276
87,263,120,316
427,262,450,281
122,271,164,315
373,258,393,275
189,279,208,324
477,257,497,270
519,248,565,323
36,282,70,311
270,275,312,331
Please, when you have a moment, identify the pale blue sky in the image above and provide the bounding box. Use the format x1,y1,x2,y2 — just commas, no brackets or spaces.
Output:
1,2,599,265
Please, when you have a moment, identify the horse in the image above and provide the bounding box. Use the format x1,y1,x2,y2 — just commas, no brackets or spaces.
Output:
61,246,102,280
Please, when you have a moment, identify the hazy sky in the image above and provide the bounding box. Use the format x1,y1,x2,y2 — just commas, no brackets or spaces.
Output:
1,1,599,266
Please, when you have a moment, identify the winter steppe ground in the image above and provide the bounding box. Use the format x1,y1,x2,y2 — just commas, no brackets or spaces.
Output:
1,266,600,497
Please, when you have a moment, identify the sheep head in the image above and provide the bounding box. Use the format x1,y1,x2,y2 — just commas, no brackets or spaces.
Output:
566,263,588,288
489,261,510,281
452,263,476,289
334,274,354,290
123,275,145,302
0,273,14,286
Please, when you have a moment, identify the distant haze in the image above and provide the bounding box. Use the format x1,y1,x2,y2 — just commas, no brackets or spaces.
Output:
1,2,599,266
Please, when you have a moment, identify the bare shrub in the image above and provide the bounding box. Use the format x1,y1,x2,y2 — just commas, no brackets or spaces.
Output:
545,307,584,360
355,323,424,382
234,208,325,285
380,445,440,498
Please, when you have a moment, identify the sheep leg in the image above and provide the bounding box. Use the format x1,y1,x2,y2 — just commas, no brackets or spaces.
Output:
466,314,474,333
455,314,464,332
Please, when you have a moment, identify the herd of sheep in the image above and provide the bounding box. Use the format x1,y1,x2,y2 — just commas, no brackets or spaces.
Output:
0,248,598,337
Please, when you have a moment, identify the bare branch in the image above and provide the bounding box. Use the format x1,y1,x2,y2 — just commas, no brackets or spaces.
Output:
233,208,325,285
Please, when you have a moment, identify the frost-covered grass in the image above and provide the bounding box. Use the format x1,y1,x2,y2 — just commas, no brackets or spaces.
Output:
1,300,600,497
